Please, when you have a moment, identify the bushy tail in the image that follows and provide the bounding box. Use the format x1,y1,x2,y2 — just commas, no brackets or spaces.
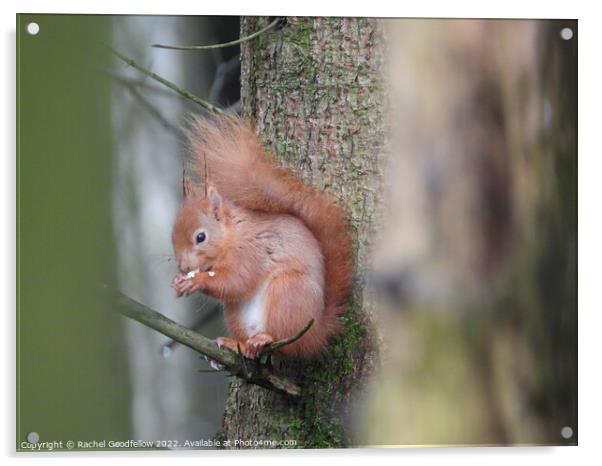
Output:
188,115,354,330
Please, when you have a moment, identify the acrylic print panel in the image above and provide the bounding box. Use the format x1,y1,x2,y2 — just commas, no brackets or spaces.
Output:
16,14,577,450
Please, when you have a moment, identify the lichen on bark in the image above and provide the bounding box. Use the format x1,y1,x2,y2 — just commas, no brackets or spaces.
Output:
217,17,385,448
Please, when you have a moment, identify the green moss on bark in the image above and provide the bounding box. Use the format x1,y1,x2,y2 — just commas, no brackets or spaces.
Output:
218,16,385,448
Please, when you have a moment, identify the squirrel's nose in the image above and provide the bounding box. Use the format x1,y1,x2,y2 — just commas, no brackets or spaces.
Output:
178,259,192,273
178,260,189,274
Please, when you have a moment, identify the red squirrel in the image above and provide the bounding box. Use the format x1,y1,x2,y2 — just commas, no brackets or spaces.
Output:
170,115,354,359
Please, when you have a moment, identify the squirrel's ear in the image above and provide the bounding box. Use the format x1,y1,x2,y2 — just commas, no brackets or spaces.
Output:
207,185,223,220
182,170,196,198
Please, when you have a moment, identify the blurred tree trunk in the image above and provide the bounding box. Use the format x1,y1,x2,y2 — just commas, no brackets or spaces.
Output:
111,17,229,441
366,19,577,446
216,17,385,448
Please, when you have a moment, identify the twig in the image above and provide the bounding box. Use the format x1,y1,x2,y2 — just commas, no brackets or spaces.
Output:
103,71,181,99
114,291,302,397
257,319,314,366
152,17,283,51
264,319,314,355
109,47,224,114
108,73,185,138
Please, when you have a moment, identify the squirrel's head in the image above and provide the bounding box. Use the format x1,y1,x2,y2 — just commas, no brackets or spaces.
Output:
172,178,229,274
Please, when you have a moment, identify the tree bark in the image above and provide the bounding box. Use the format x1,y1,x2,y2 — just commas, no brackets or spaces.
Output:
216,17,385,448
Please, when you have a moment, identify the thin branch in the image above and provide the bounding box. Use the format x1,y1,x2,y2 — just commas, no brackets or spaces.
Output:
109,47,224,114
152,17,283,51
161,301,220,357
257,319,314,366
108,73,185,138
114,291,302,397
103,70,180,99
264,319,314,356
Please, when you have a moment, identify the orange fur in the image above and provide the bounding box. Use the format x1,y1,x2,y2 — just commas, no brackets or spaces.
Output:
171,115,354,359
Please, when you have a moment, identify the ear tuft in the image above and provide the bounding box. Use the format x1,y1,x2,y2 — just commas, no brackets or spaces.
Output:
182,170,196,198
207,185,223,219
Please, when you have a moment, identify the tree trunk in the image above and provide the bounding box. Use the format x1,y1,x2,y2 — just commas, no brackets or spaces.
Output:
216,17,385,448
364,19,577,446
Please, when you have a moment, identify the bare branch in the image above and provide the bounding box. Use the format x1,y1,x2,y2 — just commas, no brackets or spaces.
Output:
152,17,283,51
114,291,302,397
108,73,185,138
109,47,224,114
263,319,314,356
161,301,220,357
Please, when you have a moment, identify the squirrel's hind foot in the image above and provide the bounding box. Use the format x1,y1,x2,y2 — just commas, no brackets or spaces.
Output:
216,334,274,359
244,333,275,359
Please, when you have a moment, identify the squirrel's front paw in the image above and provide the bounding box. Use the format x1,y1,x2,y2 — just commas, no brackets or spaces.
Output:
172,273,203,297
171,272,186,289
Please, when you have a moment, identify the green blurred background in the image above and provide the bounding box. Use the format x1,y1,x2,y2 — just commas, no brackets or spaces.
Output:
16,14,240,451
17,14,132,448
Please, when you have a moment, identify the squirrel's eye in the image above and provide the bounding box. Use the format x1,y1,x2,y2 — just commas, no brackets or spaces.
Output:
195,232,206,244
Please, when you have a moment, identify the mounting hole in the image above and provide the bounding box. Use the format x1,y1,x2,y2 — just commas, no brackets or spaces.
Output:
560,27,573,41
561,426,573,439
26,22,40,36
26,431,39,444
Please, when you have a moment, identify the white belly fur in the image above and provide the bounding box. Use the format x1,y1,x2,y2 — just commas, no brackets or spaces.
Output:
239,282,268,336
